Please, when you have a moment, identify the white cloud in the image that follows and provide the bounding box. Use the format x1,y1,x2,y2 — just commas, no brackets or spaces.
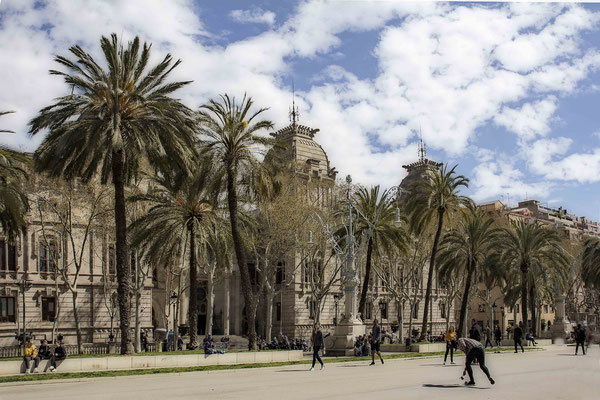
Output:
230,8,276,26
471,160,552,204
0,0,599,195
528,137,600,183
494,97,558,140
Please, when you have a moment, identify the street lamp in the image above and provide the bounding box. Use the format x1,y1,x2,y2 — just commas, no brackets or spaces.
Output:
492,302,497,329
500,306,505,340
379,302,385,321
17,277,32,350
170,291,178,351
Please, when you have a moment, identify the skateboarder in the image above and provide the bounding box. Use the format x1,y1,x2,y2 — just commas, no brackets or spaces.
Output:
452,338,495,387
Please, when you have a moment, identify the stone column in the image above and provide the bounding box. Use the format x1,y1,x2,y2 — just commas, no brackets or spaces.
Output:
223,274,231,336
551,294,570,343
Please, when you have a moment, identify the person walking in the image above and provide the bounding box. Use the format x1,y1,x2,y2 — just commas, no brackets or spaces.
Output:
575,324,586,355
513,322,524,353
452,338,495,387
484,323,493,348
23,337,40,374
310,323,325,371
494,325,502,348
370,319,384,365
443,326,456,365
469,319,482,341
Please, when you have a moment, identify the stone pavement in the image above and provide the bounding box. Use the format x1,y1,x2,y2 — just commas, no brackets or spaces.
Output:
1,345,598,400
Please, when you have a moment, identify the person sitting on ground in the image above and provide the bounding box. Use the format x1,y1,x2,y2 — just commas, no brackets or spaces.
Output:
362,335,371,357
204,335,216,354
23,337,40,374
525,329,537,346
49,339,67,372
38,339,52,360
452,338,495,387
354,336,362,356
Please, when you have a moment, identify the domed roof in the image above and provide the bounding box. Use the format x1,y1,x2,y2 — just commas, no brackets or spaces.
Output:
269,122,337,181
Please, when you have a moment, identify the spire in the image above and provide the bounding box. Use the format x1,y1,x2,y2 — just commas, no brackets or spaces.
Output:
418,128,426,162
289,80,299,125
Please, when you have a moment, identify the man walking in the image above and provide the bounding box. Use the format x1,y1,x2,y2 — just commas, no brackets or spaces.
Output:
575,324,586,355
484,323,493,348
513,322,524,353
469,319,482,342
370,319,384,365
452,338,495,387
310,323,325,371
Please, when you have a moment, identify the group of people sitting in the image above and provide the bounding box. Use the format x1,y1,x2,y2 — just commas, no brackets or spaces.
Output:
23,337,67,373
353,334,372,356
203,335,225,355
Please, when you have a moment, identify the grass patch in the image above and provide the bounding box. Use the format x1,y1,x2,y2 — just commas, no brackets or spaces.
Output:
0,346,541,384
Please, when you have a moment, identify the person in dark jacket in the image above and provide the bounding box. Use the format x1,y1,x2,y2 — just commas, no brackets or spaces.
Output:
370,319,384,366
513,322,524,353
49,340,67,372
38,339,52,360
494,325,502,348
575,324,586,355
310,323,325,371
452,338,495,386
469,319,482,341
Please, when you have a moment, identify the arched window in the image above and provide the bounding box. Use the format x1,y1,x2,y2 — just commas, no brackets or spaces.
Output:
0,239,17,272
108,245,116,275
39,240,57,273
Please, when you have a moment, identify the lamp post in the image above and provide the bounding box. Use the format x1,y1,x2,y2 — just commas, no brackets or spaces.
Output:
500,306,505,340
170,291,178,351
379,302,385,322
492,302,497,329
17,277,32,351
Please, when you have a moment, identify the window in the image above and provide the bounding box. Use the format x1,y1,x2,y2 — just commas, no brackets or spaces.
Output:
365,302,373,320
478,304,486,313
7,244,16,271
440,302,446,319
42,297,56,322
380,302,388,320
108,245,116,275
276,263,284,284
0,240,5,270
309,301,316,319
39,242,57,273
0,297,15,323
544,305,549,314
412,302,419,319
515,304,520,314
276,302,281,321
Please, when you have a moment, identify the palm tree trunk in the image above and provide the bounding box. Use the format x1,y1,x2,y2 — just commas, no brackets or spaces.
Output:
188,223,198,349
112,149,132,355
520,264,528,330
529,283,536,336
457,261,473,338
358,237,374,318
206,271,214,336
421,209,444,340
226,169,257,350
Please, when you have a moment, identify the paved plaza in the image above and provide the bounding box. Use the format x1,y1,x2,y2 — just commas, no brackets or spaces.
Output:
1,345,598,400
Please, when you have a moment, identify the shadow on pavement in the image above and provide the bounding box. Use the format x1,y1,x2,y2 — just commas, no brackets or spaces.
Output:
276,369,311,372
423,384,489,390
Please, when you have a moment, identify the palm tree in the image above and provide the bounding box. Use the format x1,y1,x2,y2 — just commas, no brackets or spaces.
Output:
437,203,498,336
582,238,600,287
198,94,275,350
0,111,29,241
406,164,469,340
29,34,196,354
490,220,569,333
129,163,219,349
349,185,409,318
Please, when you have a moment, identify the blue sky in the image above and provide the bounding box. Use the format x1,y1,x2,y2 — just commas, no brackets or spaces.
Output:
2,1,600,219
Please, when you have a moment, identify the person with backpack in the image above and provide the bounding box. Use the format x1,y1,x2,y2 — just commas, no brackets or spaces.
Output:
452,338,495,387
310,323,325,371
575,324,586,355
513,322,524,353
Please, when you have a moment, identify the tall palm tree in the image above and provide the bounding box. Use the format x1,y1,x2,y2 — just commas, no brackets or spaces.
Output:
0,111,29,241
406,164,469,340
349,185,409,318
29,34,196,354
198,94,275,350
490,220,569,332
437,203,498,336
582,238,600,287
129,163,219,349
